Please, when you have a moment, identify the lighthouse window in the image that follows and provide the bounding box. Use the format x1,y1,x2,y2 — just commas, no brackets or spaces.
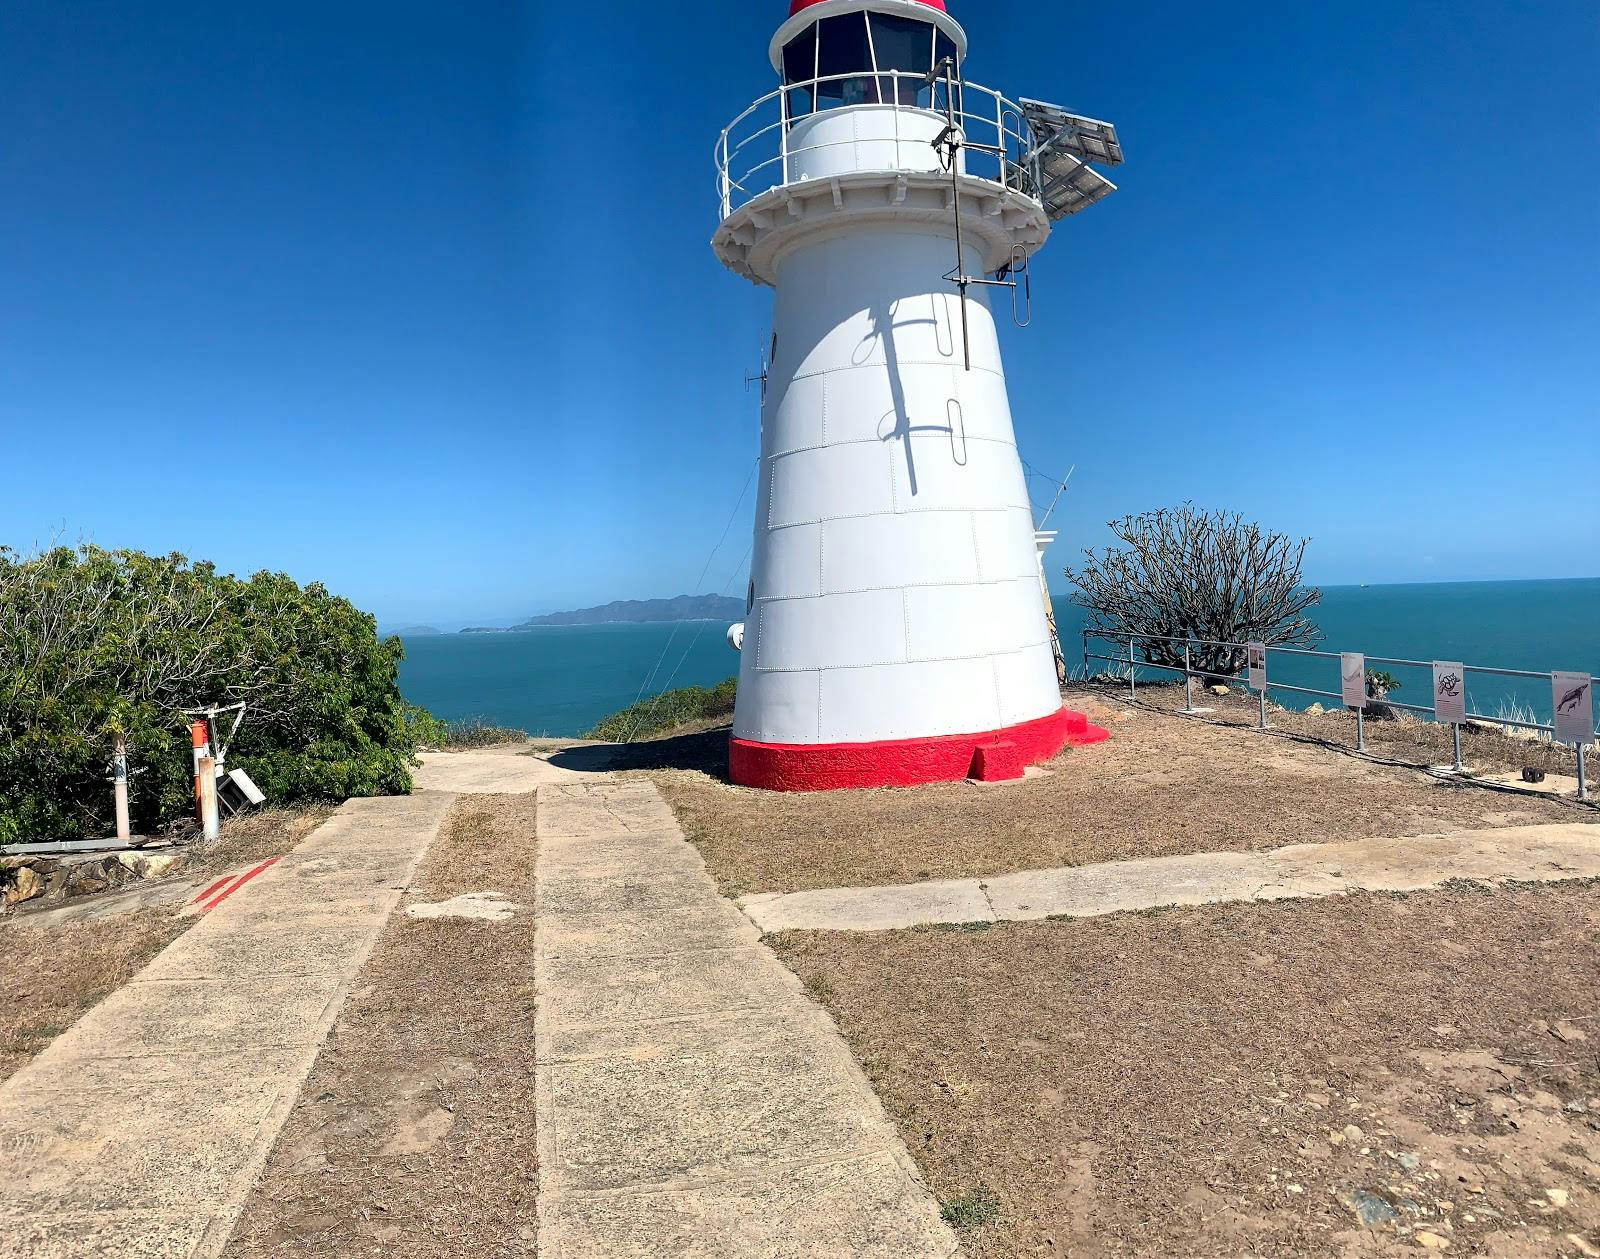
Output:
814,13,876,108
868,13,938,106
780,25,818,115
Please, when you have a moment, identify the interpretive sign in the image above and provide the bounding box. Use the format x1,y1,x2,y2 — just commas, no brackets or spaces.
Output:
1553,672,1595,747
1432,662,1467,725
1341,653,1366,709
1247,642,1267,692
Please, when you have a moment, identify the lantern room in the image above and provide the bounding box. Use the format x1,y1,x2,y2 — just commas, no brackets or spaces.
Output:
771,0,965,114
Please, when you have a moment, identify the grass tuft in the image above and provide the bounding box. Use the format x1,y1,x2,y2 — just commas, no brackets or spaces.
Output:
940,1186,1001,1230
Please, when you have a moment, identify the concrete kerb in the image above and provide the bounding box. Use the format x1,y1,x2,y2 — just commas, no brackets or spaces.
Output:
739,822,1600,934
531,780,960,1259
0,789,459,1259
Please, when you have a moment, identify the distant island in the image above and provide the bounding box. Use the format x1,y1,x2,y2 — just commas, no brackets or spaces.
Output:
393,625,444,637
462,594,744,633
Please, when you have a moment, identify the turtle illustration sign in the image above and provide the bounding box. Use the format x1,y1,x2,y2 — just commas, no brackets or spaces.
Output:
1433,662,1467,725
1341,653,1366,709
1552,672,1595,747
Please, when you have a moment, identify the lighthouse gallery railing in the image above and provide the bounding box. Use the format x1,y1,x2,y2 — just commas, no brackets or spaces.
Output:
715,71,1038,220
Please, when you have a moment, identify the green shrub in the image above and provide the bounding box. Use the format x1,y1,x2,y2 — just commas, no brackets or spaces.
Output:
586,678,737,743
404,703,451,749
0,545,437,842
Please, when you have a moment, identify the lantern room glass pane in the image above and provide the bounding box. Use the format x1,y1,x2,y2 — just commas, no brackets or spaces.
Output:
815,13,876,107
869,13,936,105
780,26,817,115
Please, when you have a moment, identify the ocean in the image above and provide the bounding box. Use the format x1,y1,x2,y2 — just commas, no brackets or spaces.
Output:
397,578,1599,738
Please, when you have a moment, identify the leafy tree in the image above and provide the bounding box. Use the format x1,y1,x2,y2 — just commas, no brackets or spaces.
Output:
1066,505,1321,677
0,546,430,842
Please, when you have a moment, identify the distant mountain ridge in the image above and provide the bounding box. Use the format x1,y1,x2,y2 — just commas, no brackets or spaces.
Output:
462,595,744,633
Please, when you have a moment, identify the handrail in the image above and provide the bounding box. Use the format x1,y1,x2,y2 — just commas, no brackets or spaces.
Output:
1080,626,1595,798
715,70,1037,220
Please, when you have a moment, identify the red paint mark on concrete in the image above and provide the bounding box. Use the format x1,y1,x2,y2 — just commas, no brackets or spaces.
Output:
196,857,280,913
191,874,238,905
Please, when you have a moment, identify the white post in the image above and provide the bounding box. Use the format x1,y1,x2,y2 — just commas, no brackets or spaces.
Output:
113,735,131,843
198,755,220,841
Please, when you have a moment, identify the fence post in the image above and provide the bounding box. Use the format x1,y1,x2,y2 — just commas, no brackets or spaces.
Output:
1081,630,1089,680
1128,636,1136,701
1182,641,1194,713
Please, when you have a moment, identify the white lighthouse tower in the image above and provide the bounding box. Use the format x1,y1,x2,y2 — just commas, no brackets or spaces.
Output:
715,0,1121,791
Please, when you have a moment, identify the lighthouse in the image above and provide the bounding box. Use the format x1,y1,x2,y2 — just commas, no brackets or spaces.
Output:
714,0,1120,791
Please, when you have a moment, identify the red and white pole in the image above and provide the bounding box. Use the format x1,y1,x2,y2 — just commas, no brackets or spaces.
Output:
191,720,211,821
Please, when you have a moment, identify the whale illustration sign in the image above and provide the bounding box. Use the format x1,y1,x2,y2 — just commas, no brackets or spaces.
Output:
1433,662,1467,725
1552,672,1595,747
1341,653,1366,709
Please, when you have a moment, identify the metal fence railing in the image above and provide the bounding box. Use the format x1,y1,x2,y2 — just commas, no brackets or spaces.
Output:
716,70,1036,220
1083,630,1596,802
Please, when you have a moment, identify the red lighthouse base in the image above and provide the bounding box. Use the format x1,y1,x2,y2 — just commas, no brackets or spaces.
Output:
728,707,1109,793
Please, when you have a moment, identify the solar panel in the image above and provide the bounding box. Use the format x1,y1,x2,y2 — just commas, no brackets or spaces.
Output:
1019,98,1124,168
1034,148,1118,219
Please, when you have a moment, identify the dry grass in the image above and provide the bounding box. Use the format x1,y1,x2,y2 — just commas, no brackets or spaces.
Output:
187,804,336,878
774,882,1600,1259
0,909,187,1083
648,687,1589,897
223,795,540,1258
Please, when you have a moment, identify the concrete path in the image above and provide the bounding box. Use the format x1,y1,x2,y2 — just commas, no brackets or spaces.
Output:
739,821,1600,934
415,745,611,794
0,792,455,1259
533,780,957,1259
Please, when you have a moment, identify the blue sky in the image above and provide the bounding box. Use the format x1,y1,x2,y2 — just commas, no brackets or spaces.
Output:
1,0,1595,629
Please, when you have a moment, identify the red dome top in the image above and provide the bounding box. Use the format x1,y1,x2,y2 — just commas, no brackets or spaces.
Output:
789,0,946,13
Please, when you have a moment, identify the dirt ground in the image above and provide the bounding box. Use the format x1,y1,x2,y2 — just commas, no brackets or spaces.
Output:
648,688,1591,897
0,805,333,1083
222,794,540,1258
774,882,1600,1259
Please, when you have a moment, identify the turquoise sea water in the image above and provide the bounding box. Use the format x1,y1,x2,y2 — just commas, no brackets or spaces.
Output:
397,578,1599,738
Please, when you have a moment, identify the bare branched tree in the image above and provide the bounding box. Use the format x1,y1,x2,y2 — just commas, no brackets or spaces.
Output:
1066,505,1321,677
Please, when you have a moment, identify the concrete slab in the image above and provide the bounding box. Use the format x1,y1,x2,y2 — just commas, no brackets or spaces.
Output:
542,1150,959,1259
534,781,957,1259
39,974,344,1059
537,902,761,962
544,1010,908,1191
538,947,788,1032
739,821,1600,933
742,878,995,934
0,1212,214,1259
0,789,456,1257
414,746,606,794
133,920,380,981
